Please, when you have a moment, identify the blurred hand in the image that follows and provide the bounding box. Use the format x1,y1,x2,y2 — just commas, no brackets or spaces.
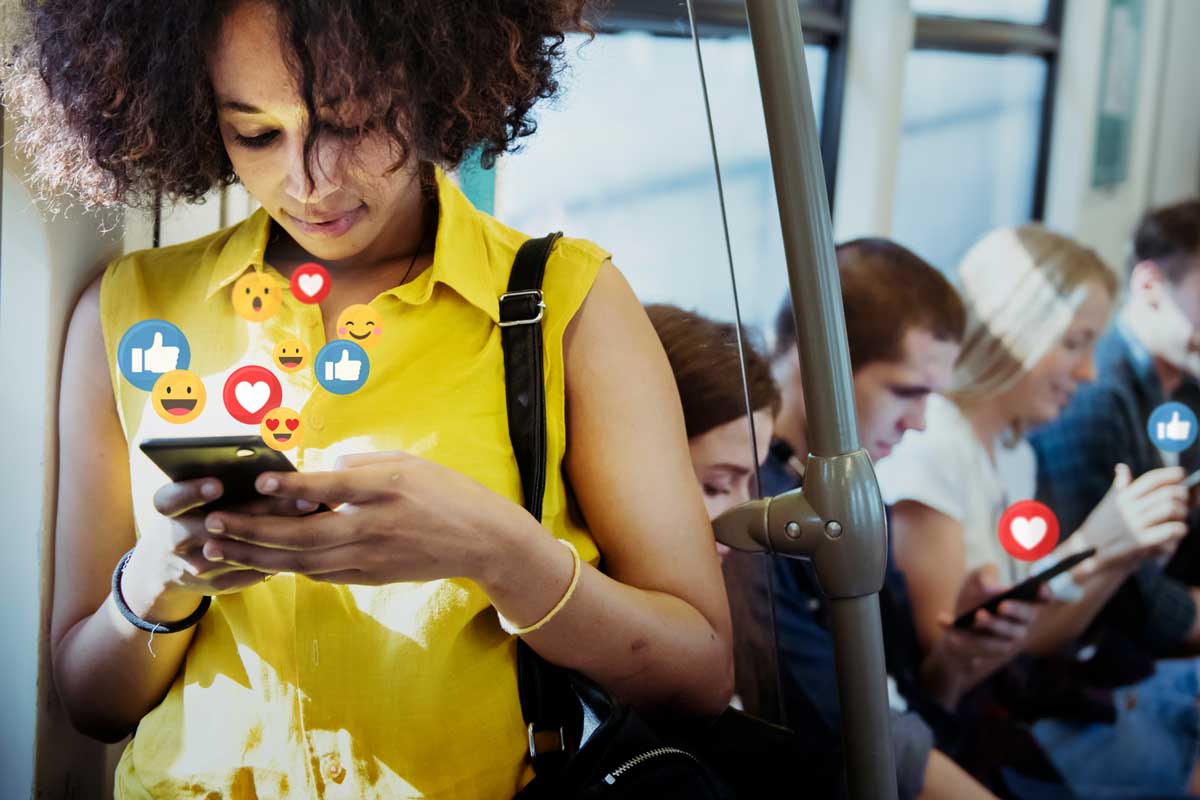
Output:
922,564,1049,708
121,478,315,622
1077,464,1187,554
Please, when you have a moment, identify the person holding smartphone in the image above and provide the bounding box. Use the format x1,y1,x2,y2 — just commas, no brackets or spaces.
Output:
877,226,1198,797
650,301,1002,800
767,239,1073,798
1032,198,1200,657
18,2,735,797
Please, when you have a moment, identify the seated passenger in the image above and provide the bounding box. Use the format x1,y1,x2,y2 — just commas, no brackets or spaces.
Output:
766,239,1052,799
879,225,1198,798
23,2,735,796
1031,198,1200,657
650,301,1006,799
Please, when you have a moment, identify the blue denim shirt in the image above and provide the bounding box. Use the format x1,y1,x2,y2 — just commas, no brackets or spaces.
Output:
1029,322,1200,651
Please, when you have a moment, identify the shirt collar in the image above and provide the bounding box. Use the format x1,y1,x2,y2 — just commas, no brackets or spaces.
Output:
385,168,499,323
205,207,273,299
204,168,500,323
1115,318,1165,402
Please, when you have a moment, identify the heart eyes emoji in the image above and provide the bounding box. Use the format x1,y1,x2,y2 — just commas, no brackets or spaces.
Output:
260,406,303,451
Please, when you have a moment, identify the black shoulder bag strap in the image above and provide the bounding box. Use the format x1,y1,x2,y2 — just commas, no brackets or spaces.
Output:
499,232,582,782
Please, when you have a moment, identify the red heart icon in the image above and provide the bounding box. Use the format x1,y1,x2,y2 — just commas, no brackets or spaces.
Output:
285,417,300,431
290,263,331,304
265,418,280,430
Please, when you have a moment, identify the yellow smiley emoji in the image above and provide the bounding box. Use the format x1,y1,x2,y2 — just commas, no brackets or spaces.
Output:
273,338,310,372
260,406,303,451
151,370,206,424
336,304,382,349
232,271,283,322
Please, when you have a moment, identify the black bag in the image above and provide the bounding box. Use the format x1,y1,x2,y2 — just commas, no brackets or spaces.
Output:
499,233,735,799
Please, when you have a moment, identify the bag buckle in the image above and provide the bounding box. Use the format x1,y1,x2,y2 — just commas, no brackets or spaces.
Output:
500,290,545,327
527,723,566,759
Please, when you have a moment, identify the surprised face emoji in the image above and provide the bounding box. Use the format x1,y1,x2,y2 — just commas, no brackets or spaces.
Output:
260,406,303,451
232,272,283,322
151,370,206,424
273,338,310,372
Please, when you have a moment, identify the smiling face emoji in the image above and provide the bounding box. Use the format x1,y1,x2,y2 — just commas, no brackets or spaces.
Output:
336,304,382,349
232,271,283,322
260,406,303,451
151,370,206,424
273,338,310,372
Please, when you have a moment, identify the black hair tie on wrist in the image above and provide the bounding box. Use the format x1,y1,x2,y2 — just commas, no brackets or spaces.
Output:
111,548,211,634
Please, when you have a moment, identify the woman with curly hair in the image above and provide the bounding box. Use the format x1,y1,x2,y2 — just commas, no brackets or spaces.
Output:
7,1,735,797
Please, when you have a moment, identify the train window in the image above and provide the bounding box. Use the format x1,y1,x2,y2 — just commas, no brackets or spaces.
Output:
891,50,1048,272
911,0,1049,26
891,0,1062,273
492,30,827,330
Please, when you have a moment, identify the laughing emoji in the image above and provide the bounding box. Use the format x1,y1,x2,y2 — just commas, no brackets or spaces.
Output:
336,304,382,350
232,271,283,322
273,338,310,372
260,406,303,451
151,370,206,424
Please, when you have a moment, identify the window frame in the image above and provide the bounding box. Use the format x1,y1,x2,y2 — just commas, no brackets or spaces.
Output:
910,0,1065,220
592,0,849,207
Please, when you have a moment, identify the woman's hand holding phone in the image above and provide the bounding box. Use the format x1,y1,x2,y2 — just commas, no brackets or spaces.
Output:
194,451,533,588
921,563,1049,709
120,476,318,623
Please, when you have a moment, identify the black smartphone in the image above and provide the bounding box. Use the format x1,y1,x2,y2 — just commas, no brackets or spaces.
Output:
1184,468,1200,489
139,435,311,510
952,548,1096,630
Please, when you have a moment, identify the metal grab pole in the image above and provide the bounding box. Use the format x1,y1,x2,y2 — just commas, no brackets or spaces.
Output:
741,2,898,798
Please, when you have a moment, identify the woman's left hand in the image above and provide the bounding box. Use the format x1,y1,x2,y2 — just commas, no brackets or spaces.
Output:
200,452,530,586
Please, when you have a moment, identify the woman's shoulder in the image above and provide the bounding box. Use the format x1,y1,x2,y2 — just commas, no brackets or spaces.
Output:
477,214,612,327
102,214,255,299
480,214,610,275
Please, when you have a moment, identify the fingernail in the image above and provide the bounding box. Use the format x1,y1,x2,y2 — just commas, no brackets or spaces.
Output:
204,541,224,561
205,515,225,533
259,476,279,492
296,499,318,512
202,481,221,499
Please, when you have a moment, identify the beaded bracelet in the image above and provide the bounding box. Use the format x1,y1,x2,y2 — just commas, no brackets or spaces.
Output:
111,548,211,634
498,539,581,636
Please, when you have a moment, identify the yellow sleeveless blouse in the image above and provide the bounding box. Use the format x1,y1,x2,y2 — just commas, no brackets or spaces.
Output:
99,170,607,798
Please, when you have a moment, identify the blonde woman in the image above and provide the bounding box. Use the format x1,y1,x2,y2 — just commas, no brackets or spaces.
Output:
877,225,1199,797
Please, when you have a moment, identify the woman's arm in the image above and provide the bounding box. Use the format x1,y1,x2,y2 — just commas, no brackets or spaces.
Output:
893,501,1041,706
920,750,998,800
891,500,970,651
51,276,276,741
50,276,195,741
493,260,734,715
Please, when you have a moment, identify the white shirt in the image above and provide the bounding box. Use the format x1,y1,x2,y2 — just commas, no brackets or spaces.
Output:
875,394,1037,586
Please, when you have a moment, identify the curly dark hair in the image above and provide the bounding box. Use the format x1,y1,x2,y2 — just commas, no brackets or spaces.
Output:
2,0,591,210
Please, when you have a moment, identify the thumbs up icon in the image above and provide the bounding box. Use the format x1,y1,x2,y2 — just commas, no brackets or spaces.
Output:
118,320,191,391
1159,411,1193,442
314,340,369,395
324,349,362,382
131,332,181,374
1150,402,1199,452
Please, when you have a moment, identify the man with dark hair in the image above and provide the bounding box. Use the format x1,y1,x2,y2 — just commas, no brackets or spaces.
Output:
770,237,967,477
1031,198,1200,654
758,239,1058,798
